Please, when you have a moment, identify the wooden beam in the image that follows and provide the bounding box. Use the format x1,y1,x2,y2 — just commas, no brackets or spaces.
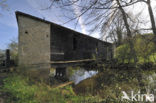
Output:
52,81,74,88
50,59,95,64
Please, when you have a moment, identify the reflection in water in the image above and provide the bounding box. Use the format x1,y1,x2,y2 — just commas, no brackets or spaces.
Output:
69,68,98,84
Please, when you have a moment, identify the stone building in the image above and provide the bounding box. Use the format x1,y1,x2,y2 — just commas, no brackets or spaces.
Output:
16,11,113,79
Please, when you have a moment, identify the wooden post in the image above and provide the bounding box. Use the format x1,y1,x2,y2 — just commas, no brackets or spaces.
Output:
5,49,10,67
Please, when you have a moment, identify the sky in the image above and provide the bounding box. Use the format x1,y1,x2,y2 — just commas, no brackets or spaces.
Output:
0,0,156,50
0,0,93,50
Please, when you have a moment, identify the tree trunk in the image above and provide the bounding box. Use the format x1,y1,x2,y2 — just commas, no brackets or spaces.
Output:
146,0,156,44
116,27,122,46
147,0,156,35
116,0,132,38
116,0,138,63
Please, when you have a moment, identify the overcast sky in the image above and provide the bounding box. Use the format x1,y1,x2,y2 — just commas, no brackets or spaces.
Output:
0,0,156,50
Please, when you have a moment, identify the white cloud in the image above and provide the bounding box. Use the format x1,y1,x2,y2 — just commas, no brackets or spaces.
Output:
71,2,87,34
26,0,61,24
27,0,87,34
126,1,156,31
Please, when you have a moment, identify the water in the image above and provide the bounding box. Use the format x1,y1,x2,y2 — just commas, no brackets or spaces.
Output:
69,68,98,84
49,67,98,84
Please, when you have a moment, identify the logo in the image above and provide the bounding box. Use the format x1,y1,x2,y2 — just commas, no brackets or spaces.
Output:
122,91,154,102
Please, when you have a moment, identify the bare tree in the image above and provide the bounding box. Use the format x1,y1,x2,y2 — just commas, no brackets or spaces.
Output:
107,10,125,46
141,0,156,35
49,1,133,36
125,0,156,36
48,0,156,63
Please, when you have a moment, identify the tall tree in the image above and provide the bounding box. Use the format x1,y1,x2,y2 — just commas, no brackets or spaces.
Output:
8,39,18,64
107,10,125,46
49,0,136,37
147,0,156,34
127,0,156,36
116,0,132,38
115,0,138,62
139,0,156,35
49,0,146,63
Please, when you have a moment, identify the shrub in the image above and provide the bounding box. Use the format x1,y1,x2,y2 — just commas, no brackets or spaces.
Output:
115,43,131,63
115,34,156,64
2,74,101,103
2,74,38,103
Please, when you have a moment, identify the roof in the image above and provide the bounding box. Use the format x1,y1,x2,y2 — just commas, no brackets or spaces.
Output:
15,11,112,45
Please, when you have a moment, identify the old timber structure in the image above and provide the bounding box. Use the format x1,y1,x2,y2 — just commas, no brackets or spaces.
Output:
16,11,113,80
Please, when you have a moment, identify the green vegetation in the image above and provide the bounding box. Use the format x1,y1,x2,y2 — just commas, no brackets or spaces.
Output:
74,68,155,102
8,39,18,65
2,34,155,103
1,66,156,103
115,34,156,64
115,43,131,63
1,74,101,103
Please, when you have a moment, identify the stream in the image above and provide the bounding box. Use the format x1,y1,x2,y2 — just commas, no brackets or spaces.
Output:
69,68,98,84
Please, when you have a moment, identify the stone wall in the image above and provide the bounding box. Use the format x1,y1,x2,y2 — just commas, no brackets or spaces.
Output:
17,14,51,69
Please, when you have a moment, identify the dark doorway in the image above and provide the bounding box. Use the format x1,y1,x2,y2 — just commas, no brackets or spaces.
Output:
73,37,77,50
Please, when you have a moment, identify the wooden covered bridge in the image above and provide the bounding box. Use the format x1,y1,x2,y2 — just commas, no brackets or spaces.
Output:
16,11,113,80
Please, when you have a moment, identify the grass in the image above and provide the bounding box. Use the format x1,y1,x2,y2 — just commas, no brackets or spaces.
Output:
1,74,102,103
1,60,156,103
1,69,155,103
